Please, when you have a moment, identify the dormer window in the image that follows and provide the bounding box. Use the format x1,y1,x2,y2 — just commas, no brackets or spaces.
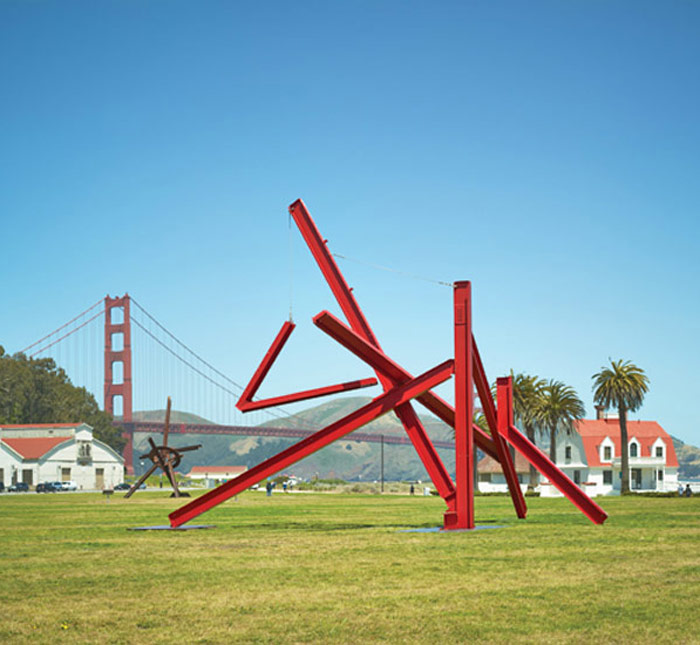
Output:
603,446,612,461
655,446,663,458
565,446,572,463
630,442,638,458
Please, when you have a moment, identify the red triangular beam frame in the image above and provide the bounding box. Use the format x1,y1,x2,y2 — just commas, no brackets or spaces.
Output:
236,320,377,412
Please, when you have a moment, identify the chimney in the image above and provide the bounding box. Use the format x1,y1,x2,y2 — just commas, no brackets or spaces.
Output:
595,405,606,420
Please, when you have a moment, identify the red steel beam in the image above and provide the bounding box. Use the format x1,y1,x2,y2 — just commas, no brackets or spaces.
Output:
444,281,474,530
495,377,527,519
238,378,377,412
313,310,499,460
472,337,527,519
236,320,295,408
169,359,455,527
502,422,607,525
290,199,456,504
236,319,377,412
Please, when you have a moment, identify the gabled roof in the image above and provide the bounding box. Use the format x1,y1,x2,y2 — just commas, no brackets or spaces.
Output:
187,466,247,477
575,419,678,468
0,423,80,429
478,451,530,474
1,436,72,459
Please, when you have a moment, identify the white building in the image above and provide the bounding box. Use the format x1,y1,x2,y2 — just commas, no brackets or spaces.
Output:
477,415,679,498
187,465,247,487
477,451,530,494
0,423,124,490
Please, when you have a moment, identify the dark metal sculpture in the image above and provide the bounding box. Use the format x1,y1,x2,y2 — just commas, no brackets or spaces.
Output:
124,397,201,498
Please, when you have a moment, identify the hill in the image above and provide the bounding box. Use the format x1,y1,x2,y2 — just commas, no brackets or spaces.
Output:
127,409,214,424
128,400,700,482
672,435,700,479
130,397,455,481
262,396,454,441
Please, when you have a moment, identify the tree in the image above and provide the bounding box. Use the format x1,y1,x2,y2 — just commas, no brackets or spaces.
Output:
510,373,545,491
592,359,649,494
536,380,585,463
0,349,125,453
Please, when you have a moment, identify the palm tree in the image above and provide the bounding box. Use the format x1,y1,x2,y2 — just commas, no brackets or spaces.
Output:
592,359,649,494
536,380,585,463
511,373,545,491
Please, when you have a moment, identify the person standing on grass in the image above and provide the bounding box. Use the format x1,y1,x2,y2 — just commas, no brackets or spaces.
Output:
410,484,415,495
685,484,693,497
678,483,684,496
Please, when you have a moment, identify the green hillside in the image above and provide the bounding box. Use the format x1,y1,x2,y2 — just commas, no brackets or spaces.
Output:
128,409,214,424
263,396,454,441
131,397,455,481
128,399,700,482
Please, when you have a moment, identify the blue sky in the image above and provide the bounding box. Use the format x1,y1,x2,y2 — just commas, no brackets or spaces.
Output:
1,1,698,445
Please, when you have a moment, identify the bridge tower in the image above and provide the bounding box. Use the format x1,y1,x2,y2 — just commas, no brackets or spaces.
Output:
104,294,134,473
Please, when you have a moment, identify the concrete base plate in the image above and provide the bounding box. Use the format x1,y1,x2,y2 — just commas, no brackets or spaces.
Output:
128,525,215,531
399,525,505,533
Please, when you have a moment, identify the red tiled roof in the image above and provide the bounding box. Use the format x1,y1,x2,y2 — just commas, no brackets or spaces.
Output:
187,466,247,476
0,423,79,429
575,419,678,468
1,436,72,459
478,451,531,474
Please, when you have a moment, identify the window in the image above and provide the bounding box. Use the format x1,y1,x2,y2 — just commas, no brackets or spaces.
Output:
61,468,71,482
565,446,572,462
603,470,613,485
479,473,492,482
603,446,612,461
573,470,581,485
658,470,664,481
77,442,92,464
630,443,638,458
656,446,663,458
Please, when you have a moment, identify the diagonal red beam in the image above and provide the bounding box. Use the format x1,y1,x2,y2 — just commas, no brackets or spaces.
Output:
290,199,456,503
313,310,499,460
471,337,527,518
238,378,378,412
502,422,607,525
169,359,455,527
237,321,295,408
236,319,377,412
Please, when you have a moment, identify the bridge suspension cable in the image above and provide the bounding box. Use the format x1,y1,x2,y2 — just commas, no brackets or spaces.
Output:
19,298,104,355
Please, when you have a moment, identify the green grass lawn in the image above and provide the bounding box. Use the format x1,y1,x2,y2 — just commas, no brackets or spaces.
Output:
0,490,698,644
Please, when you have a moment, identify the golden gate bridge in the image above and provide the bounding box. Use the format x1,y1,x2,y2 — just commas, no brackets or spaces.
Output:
19,294,455,474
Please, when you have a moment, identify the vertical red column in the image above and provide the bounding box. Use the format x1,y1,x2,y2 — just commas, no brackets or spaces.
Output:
444,281,474,530
104,294,133,421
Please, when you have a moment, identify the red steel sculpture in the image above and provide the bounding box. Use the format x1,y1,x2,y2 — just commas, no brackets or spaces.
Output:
169,199,607,529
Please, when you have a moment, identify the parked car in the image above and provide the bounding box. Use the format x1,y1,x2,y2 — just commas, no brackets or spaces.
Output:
50,481,64,492
61,481,78,491
36,482,58,493
8,482,29,492
114,482,130,491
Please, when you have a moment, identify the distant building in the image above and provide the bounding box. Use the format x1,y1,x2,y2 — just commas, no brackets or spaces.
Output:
477,412,679,497
478,451,530,494
542,416,679,497
0,423,124,490
187,465,247,487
